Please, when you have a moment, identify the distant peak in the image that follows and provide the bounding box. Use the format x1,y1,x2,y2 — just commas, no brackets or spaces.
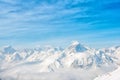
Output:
71,41,80,45
2,45,16,54
68,41,88,52
71,41,84,47
3,45,12,48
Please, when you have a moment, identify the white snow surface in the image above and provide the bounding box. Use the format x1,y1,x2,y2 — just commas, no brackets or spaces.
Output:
94,66,120,80
0,41,120,80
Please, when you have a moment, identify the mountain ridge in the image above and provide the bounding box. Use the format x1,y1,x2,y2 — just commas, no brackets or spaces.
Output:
0,41,120,80
0,41,119,70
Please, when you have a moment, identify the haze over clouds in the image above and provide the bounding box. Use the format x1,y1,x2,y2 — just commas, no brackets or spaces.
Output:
0,0,120,48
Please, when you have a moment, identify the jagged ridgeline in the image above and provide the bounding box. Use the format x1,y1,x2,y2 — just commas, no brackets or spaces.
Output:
0,41,120,80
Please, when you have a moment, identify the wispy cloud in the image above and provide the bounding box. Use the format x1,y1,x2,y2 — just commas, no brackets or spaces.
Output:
0,0,120,48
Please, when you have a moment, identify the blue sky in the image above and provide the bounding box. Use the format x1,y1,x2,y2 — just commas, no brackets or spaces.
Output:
0,0,120,48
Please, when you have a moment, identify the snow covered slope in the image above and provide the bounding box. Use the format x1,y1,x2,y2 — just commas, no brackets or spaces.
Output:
94,66,120,80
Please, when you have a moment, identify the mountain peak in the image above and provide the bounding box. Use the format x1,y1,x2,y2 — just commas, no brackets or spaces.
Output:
66,41,88,53
71,41,80,45
2,45,16,54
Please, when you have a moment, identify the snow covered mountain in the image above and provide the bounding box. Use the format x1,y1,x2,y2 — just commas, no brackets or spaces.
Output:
94,66,120,80
0,41,120,80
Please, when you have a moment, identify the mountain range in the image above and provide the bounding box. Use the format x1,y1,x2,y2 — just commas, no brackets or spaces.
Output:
0,41,120,80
